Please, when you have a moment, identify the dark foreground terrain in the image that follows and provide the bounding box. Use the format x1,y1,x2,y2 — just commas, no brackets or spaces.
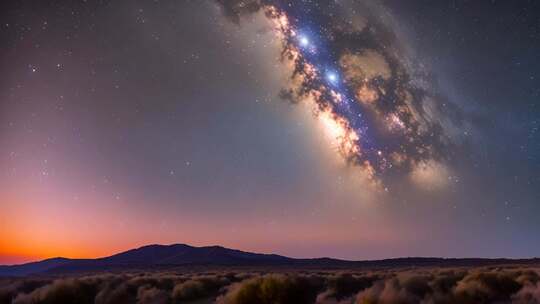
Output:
1,265,540,304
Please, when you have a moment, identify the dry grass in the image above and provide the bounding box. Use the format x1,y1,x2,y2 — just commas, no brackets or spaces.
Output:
1,266,539,303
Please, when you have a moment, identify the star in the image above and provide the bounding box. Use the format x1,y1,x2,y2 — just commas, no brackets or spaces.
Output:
326,71,338,84
299,35,309,47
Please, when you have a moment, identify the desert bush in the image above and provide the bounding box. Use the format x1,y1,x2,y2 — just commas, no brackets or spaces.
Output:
218,274,324,304
137,285,169,304
453,270,523,303
172,275,230,302
12,277,99,304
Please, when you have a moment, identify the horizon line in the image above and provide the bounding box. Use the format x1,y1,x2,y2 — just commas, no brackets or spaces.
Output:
1,242,539,267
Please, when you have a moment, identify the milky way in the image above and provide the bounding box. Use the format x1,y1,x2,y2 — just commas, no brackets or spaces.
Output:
217,0,464,187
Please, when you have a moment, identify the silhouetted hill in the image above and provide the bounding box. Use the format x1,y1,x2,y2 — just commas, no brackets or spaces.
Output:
0,244,293,276
0,257,71,276
104,244,291,265
1,244,539,277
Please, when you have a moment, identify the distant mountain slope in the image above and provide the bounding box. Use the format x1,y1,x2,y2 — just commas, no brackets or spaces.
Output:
1,244,539,277
0,244,294,276
0,257,71,276
103,244,292,265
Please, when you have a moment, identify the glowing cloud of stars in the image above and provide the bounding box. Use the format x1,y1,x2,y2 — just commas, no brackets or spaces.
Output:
217,0,466,190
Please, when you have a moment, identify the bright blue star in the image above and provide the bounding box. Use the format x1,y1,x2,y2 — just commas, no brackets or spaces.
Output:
299,35,310,47
326,71,338,84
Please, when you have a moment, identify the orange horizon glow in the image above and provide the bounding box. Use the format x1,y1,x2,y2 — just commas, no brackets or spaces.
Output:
1,202,406,265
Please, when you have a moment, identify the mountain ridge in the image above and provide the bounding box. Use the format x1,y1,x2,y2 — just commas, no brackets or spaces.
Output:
1,243,539,277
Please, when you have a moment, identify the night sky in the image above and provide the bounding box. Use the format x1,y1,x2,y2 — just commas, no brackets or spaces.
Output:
1,0,540,265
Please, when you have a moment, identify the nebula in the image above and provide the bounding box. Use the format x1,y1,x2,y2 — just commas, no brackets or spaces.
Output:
216,0,465,188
